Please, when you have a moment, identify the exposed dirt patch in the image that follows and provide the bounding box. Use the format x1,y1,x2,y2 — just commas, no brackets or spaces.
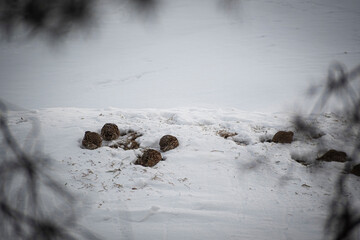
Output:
109,130,142,150
217,130,237,139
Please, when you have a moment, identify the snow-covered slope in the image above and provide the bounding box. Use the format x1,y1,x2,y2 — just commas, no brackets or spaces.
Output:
1,0,360,238
5,107,360,239
1,0,359,112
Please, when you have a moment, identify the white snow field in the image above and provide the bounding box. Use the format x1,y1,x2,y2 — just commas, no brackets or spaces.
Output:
4,107,360,239
0,0,359,112
1,0,360,239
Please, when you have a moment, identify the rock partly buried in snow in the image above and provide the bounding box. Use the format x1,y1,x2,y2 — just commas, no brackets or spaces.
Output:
316,149,347,163
82,131,102,150
350,164,360,176
101,123,120,141
159,135,179,152
272,131,294,144
135,149,162,167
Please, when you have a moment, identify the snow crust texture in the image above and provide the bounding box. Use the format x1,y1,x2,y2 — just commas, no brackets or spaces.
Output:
4,107,360,240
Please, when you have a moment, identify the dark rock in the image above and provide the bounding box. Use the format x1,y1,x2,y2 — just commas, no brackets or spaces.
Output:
316,149,347,163
351,164,360,176
159,135,179,152
272,131,294,144
101,123,120,141
135,149,162,167
82,131,102,150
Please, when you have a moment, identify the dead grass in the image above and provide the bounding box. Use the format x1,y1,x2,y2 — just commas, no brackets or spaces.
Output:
217,129,237,139
109,131,142,150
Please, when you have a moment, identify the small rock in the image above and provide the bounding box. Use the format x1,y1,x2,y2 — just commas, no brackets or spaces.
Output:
316,149,347,163
272,131,294,144
135,149,162,167
350,164,360,176
159,135,179,152
101,123,120,141
82,131,102,150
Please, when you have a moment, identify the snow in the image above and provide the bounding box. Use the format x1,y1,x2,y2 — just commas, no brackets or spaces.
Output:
1,0,360,239
0,0,359,112
4,107,360,239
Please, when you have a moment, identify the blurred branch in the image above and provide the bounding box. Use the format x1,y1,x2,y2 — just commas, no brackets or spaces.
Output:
0,0,159,41
0,102,99,240
0,0,241,42
293,62,360,240
311,63,360,114
0,0,95,41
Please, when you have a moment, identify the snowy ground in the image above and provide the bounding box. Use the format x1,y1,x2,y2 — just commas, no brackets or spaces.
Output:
4,107,360,239
1,0,360,112
1,0,360,239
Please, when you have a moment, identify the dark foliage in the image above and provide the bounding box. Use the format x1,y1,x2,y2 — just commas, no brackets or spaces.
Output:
127,0,158,14
0,0,95,40
0,102,100,240
294,62,360,240
0,0,160,41
0,0,240,41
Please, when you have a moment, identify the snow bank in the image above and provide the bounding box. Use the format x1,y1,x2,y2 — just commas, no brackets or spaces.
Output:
4,107,360,239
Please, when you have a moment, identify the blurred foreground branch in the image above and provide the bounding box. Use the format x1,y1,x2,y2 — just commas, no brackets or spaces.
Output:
0,0,95,41
0,0,241,42
294,62,360,240
0,102,99,240
0,0,159,41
